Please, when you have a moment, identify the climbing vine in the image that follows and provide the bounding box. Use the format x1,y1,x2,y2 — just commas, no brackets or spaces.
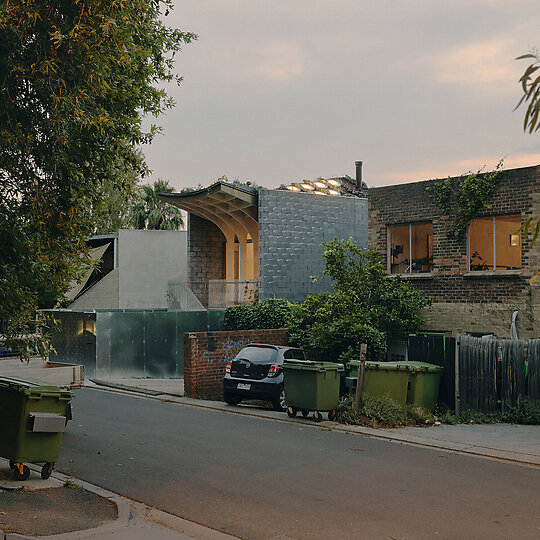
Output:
427,160,503,240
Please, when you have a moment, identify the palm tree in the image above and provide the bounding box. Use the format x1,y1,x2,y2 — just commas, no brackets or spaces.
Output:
131,179,184,230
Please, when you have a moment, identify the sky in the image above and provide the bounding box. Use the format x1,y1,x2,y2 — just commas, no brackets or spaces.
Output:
141,1,540,190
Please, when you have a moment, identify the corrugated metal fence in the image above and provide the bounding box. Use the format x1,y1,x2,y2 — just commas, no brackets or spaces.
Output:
457,336,540,414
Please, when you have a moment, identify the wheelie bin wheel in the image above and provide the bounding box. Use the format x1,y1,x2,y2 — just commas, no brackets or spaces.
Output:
328,409,337,421
41,462,54,480
287,407,297,418
301,410,309,418
13,464,30,481
9,460,16,470
314,411,323,422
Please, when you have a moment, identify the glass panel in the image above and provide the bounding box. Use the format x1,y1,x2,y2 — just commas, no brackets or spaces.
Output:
495,215,522,270
469,217,494,271
389,225,410,274
144,311,178,377
235,346,277,364
284,349,305,360
411,223,433,273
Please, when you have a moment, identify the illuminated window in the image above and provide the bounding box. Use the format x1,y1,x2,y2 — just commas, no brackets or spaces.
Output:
469,215,522,271
388,223,433,274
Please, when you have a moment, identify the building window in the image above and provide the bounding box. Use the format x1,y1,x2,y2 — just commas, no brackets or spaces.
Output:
468,215,522,271
388,223,433,274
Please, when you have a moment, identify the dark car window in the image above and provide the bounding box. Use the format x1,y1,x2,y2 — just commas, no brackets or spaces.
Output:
283,349,305,360
236,346,277,364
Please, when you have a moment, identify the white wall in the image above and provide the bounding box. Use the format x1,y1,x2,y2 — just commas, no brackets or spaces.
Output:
70,268,119,310
118,229,187,309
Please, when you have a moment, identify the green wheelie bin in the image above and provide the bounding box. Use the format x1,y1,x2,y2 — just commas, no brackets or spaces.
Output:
283,360,344,422
405,361,443,409
0,376,73,481
346,361,411,405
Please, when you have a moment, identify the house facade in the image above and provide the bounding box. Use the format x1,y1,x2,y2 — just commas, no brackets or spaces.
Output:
68,229,188,310
368,164,540,339
159,163,368,307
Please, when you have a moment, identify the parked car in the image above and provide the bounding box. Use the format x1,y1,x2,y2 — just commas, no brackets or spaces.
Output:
222,344,306,411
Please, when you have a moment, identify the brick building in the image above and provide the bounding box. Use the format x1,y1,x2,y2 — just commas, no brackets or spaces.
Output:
368,164,540,339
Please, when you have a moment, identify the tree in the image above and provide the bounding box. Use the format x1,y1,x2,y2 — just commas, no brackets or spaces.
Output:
516,52,540,283
288,239,430,362
90,154,143,235
0,0,195,357
131,179,184,230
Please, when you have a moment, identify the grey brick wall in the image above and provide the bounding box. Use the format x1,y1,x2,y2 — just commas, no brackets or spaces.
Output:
188,214,226,306
258,189,368,302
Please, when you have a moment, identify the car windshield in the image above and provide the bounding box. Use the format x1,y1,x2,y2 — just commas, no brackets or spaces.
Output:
236,346,277,364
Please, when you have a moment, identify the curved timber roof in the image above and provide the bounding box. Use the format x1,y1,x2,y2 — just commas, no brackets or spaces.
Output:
157,182,259,241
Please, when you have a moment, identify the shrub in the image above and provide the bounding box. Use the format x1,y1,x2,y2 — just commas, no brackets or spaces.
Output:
500,399,540,425
437,399,540,425
224,298,293,331
336,395,437,427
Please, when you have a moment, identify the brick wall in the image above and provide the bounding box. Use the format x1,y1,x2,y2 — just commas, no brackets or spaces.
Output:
188,214,226,306
368,165,540,338
258,189,368,302
184,329,289,399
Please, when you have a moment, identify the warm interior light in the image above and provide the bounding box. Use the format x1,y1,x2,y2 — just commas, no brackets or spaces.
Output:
301,183,315,190
286,185,300,191
314,181,327,189
328,189,340,195
510,234,520,247
327,179,341,186
314,191,325,195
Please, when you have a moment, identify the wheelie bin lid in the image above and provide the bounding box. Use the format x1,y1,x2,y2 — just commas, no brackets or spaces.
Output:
347,361,443,373
283,360,344,372
0,376,73,399
400,361,443,373
347,360,411,372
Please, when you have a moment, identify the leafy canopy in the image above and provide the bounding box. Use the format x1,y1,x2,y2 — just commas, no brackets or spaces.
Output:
289,239,430,362
0,0,195,356
131,179,184,230
515,52,540,283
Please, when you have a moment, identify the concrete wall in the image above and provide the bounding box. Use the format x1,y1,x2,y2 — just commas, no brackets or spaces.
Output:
368,165,540,339
70,268,119,310
118,229,187,309
184,328,289,399
258,189,368,302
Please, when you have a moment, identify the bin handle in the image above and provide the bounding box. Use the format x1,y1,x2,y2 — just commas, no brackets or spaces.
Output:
27,392,72,401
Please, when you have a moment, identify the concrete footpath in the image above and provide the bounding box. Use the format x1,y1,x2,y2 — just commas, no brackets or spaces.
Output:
1,378,538,539
0,457,238,539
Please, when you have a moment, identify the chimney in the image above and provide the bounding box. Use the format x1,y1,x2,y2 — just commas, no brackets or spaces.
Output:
355,160,363,189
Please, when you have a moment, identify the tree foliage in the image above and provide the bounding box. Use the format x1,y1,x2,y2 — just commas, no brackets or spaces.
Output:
131,179,184,230
516,52,540,284
224,297,293,331
0,0,195,356
288,239,430,362
90,154,143,235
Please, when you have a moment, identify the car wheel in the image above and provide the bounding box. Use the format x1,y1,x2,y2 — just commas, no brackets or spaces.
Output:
224,394,241,406
272,388,287,412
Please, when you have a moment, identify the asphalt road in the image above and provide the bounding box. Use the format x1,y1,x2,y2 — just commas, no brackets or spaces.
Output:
57,388,540,540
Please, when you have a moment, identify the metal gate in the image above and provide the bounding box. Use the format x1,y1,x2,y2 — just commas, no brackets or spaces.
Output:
408,333,455,410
